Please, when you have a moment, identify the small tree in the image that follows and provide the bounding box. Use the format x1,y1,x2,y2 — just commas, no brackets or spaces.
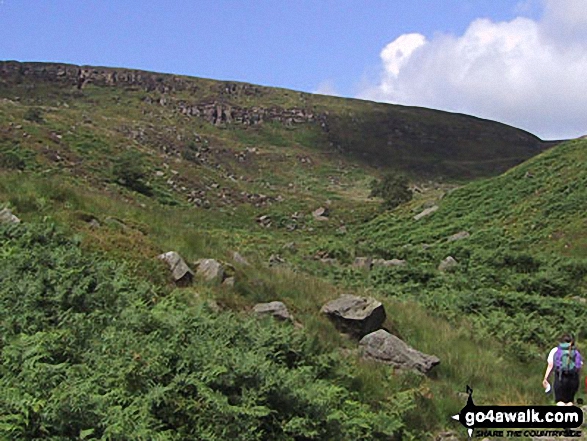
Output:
112,150,152,196
369,172,412,209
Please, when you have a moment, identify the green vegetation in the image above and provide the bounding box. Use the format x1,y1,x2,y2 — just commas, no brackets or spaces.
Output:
0,61,585,439
369,172,413,210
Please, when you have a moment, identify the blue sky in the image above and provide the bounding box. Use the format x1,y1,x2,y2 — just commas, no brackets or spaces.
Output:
1,0,585,140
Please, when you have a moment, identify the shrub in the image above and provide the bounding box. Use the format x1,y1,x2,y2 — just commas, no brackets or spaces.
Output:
369,173,412,209
111,150,153,196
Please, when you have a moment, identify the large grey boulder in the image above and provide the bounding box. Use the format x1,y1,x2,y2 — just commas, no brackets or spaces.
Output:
195,259,225,282
321,294,386,338
157,251,194,286
359,329,440,374
0,207,20,224
253,301,293,321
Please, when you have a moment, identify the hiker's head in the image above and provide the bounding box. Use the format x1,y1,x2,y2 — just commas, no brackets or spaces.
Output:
560,333,574,344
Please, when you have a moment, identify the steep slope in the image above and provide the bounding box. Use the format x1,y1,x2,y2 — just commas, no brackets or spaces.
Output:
0,60,550,188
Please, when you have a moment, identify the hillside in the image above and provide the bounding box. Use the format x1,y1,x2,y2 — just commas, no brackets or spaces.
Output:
0,61,550,189
0,61,584,440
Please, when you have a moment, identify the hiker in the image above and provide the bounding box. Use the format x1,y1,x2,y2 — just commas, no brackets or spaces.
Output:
543,333,582,406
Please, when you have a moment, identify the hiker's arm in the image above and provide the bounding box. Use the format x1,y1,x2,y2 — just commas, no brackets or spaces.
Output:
543,362,553,388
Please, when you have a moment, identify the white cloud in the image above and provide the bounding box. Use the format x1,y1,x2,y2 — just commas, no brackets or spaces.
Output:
359,0,587,140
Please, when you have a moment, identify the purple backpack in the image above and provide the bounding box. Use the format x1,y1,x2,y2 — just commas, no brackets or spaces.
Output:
554,343,582,377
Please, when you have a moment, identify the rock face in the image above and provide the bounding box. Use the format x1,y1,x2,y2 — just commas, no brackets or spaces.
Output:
157,251,193,286
414,206,438,220
0,207,21,224
253,301,293,321
321,294,386,338
438,256,458,272
195,259,225,283
359,329,440,374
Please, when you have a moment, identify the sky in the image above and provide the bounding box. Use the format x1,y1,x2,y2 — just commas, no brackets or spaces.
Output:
1,0,585,140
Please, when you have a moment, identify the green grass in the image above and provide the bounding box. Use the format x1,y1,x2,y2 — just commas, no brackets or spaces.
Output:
1,61,583,439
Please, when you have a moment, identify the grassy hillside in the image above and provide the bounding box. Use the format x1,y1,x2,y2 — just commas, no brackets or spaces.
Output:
0,61,583,440
310,138,587,360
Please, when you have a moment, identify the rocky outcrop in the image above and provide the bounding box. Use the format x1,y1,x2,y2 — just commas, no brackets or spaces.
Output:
321,294,386,338
157,251,194,286
359,329,440,374
253,301,293,321
176,101,317,127
0,207,21,224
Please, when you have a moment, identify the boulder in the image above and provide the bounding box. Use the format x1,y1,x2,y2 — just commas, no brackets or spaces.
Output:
157,251,193,286
359,329,440,374
447,231,470,242
438,256,458,272
352,257,372,271
253,301,293,321
195,259,225,282
413,205,438,220
0,207,21,224
321,294,386,338
372,258,406,268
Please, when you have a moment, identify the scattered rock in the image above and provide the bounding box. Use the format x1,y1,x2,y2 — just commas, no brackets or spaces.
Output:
312,207,329,221
0,207,21,224
372,258,406,268
320,258,338,265
359,329,440,374
438,256,458,272
232,251,249,266
321,294,386,338
282,242,297,252
88,218,101,229
256,214,271,228
447,231,470,242
195,259,225,283
268,254,285,266
104,216,128,230
157,251,194,286
253,301,293,321
336,225,347,235
414,205,438,220
352,257,372,271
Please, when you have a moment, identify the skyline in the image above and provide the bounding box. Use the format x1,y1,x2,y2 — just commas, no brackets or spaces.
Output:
1,0,585,140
